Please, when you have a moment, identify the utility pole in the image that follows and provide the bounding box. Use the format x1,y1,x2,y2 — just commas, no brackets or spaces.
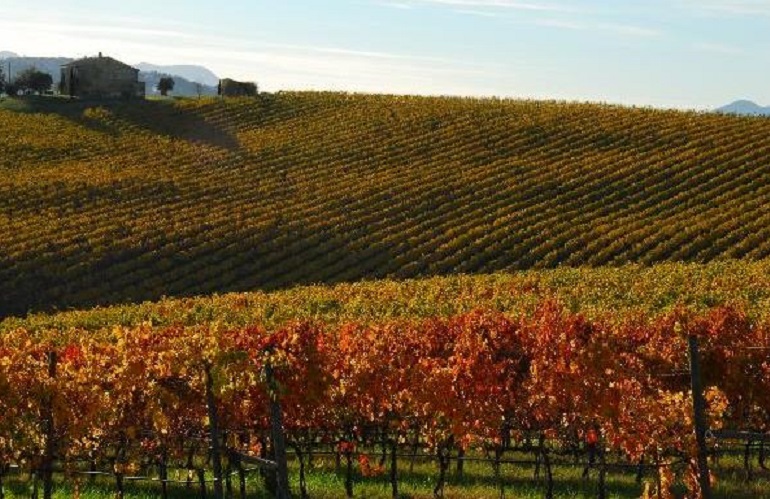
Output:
688,336,713,499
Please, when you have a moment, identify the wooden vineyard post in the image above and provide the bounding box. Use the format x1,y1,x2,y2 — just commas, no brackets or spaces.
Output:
265,363,290,499
197,468,208,498
456,447,465,478
390,438,398,499
42,351,57,499
159,448,169,499
598,445,606,499
204,363,225,499
688,336,712,499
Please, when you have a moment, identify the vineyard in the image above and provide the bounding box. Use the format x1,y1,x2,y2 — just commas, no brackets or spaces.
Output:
0,301,769,498
3,92,770,497
3,94,770,316
3,259,770,332
1,262,769,497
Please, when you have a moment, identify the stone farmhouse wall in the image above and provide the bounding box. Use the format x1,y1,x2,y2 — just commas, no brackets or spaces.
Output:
61,56,145,99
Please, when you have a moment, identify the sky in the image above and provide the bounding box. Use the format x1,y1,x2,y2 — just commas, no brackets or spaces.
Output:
1,0,769,109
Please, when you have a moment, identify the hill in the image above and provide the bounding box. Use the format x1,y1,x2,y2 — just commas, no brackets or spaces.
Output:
0,56,73,82
2,92,770,317
4,259,769,331
141,70,218,97
134,62,220,86
717,99,770,116
0,56,218,97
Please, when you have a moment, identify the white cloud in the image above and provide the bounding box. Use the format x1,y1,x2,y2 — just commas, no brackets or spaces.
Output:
275,44,451,63
376,1,415,8
534,19,661,38
165,43,505,96
681,0,770,16
0,14,507,97
534,18,584,29
406,0,574,12
692,42,745,55
452,9,503,17
399,1,659,37
0,20,193,40
598,23,661,38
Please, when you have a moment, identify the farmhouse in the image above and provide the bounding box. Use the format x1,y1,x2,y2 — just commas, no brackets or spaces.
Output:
60,53,145,99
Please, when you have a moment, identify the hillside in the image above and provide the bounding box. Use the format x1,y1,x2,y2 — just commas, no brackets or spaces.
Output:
2,92,770,317
0,56,218,97
0,56,73,83
134,62,220,86
4,259,770,332
717,99,770,116
140,70,218,97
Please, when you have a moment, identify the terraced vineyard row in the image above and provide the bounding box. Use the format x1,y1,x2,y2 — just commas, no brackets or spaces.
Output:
2,94,770,316
4,260,769,332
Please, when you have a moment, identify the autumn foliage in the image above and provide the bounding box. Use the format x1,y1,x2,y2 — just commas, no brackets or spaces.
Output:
0,303,767,497
3,93,770,316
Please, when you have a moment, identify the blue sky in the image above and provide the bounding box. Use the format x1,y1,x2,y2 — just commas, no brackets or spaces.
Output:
2,0,769,108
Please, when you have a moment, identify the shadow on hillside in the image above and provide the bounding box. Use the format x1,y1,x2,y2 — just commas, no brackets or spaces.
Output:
1,96,241,151
0,221,408,319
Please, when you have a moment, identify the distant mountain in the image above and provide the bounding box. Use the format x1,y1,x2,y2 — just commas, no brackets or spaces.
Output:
140,70,218,97
1,56,73,83
0,51,19,59
717,100,770,116
0,56,219,97
134,63,219,86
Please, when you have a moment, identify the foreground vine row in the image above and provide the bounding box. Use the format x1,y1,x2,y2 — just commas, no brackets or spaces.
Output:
1,304,768,498
4,259,770,332
2,94,770,315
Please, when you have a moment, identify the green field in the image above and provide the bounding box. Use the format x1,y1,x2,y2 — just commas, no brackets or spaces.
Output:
1,451,768,498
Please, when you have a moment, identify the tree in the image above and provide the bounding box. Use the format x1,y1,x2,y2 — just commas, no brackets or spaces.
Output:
15,68,53,94
0,66,5,94
219,78,257,97
157,76,175,96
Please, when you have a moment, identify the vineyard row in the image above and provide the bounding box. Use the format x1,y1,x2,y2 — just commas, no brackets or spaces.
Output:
1,303,768,498
3,94,770,314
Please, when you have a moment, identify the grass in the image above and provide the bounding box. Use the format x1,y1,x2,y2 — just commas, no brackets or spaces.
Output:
2,452,768,498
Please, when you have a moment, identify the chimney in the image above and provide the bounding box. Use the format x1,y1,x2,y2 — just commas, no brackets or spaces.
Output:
98,52,102,58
